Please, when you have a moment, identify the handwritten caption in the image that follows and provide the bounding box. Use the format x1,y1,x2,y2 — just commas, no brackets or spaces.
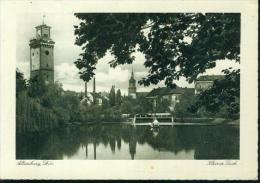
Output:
17,160,54,166
207,160,238,166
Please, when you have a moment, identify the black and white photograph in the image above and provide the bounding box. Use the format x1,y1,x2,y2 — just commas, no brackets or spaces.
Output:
0,0,258,180
16,12,240,160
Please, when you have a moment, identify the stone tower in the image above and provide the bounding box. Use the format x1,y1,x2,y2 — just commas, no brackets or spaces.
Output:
29,22,55,84
128,69,137,99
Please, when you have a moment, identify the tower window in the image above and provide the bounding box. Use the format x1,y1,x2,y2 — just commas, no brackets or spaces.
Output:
45,50,49,55
46,64,48,67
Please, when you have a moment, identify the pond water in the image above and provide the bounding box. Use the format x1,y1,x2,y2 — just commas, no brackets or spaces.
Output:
16,124,239,160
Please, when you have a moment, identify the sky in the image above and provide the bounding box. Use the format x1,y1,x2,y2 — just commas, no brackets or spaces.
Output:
16,13,239,95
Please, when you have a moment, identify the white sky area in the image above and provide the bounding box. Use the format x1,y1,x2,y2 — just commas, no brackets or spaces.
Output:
16,13,239,95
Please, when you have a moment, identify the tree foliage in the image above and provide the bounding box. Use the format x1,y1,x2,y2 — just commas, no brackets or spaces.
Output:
16,69,27,96
116,89,122,105
16,71,82,133
120,95,153,115
27,75,47,98
156,98,172,113
189,69,240,118
109,85,116,107
74,13,240,87
174,90,197,117
16,74,60,133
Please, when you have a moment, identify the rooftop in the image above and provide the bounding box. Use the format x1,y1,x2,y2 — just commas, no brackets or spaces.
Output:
35,23,51,28
146,86,194,98
196,75,225,81
136,92,149,97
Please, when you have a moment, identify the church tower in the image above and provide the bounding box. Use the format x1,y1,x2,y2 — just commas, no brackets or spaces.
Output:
29,21,55,84
128,69,137,99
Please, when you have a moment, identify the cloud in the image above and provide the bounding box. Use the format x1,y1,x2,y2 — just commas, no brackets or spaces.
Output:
55,62,83,92
204,59,240,75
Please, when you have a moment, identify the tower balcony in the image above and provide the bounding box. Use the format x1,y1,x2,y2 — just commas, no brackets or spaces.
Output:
29,37,55,47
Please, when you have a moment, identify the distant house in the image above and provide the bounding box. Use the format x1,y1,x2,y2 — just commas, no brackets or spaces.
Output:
80,92,108,106
146,86,194,112
80,78,109,106
195,75,224,94
80,92,94,106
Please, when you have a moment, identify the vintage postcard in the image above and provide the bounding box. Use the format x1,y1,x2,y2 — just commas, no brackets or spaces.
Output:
0,0,258,180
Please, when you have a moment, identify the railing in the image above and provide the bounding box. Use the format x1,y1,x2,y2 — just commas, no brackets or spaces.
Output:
135,113,172,118
132,113,174,126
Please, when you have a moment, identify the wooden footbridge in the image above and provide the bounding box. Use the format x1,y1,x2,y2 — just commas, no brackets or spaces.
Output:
131,113,227,126
132,113,173,126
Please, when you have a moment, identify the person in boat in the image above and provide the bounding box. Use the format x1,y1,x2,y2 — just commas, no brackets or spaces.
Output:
150,117,160,128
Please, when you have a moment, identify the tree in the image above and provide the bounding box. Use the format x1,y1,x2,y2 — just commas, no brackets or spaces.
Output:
74,13,240,114
116,89,122,105
189,69,240,118
121,100,134,114
74,13,240,86
175,89,197,117
27,75,47,98
56,90,81,122
109,85,116,107
16,69,27,96
101,96,110,109
41,82,63,108
136,95,153,114
16,70,82,132
156,98,171,113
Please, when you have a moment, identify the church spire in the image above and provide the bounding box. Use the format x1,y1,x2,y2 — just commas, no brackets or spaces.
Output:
128,67,137,99
131,67,134,78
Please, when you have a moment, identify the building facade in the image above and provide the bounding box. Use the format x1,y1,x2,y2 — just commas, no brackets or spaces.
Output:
146,86,195,112
29,23,55,84
128,70,137,99
195,75,224,94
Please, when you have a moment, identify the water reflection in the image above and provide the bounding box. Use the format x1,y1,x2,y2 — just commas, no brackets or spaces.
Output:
16,124,239,160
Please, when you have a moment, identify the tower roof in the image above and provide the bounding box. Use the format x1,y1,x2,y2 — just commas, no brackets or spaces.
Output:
129,69,136,82
35,24,51,29
30,20,54,45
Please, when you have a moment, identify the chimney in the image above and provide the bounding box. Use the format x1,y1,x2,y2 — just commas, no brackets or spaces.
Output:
93,77,96,94
85,81,87,98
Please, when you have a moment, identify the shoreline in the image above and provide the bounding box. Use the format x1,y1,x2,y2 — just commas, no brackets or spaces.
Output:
68,118,240,126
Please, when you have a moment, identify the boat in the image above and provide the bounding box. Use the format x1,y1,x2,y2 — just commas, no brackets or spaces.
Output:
150,118,160,128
